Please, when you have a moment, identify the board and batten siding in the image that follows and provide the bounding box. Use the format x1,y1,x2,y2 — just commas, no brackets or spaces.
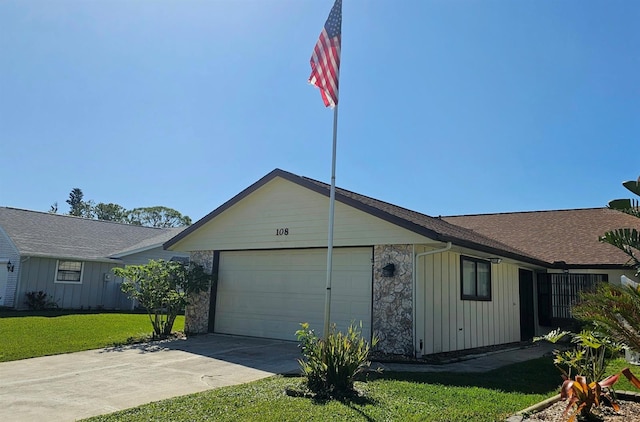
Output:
17,257,132,310
416,249,520,355
169,177,433,253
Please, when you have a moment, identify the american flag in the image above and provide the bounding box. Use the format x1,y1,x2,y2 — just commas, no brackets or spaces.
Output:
308,0,342,108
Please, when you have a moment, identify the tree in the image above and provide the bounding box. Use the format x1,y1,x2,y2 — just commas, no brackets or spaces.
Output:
56,189,192,227
66,188,94,218
113,260,212,338
127,206,192,228
94,202,128,223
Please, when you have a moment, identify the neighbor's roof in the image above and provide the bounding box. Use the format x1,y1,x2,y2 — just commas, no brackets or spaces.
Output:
0,207,185,261
443,208,640,267
165,169,549,267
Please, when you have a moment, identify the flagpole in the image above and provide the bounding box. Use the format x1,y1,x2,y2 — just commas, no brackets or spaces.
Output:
323,103,339,339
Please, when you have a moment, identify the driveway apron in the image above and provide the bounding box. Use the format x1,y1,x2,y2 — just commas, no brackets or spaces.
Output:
0,334,301,422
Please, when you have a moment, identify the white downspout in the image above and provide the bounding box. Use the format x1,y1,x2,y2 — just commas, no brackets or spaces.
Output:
412,241,452,357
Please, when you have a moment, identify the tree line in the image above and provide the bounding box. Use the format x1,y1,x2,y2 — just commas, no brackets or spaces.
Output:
49,188,191,228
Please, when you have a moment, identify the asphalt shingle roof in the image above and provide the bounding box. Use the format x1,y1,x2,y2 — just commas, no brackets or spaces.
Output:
301,175,544,264
0,207,185,261
443,208,640,267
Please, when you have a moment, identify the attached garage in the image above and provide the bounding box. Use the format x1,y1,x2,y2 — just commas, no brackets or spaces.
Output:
214,247,373,341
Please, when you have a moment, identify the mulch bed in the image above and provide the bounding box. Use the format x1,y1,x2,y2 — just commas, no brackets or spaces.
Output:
522,393,640,421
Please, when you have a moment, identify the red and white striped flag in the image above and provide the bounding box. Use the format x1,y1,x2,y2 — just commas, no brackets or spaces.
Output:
309,0,342,108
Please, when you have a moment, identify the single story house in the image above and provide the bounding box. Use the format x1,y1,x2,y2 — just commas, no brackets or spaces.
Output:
0,207,188,310
164,169,640,356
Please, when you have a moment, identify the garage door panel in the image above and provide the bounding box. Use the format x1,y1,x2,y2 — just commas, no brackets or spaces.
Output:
215,248,372,341
216,293,323,316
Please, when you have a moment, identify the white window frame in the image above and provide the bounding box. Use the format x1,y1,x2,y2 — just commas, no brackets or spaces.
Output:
54,260,84,284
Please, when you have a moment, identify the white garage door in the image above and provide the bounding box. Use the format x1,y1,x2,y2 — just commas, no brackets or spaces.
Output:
215,247,372,341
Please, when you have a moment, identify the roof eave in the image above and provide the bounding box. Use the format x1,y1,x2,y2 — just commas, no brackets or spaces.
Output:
550,263,635,270
21,253,124,264
110,243,164,258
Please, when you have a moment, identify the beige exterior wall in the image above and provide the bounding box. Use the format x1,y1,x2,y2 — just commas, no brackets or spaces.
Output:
416,247,521,355
169,178,433,253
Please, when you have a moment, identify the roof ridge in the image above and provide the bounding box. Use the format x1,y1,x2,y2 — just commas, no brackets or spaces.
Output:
443,207,609,218
301,175,433,217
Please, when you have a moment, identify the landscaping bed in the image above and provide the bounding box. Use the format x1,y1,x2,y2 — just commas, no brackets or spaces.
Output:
515,392,640,421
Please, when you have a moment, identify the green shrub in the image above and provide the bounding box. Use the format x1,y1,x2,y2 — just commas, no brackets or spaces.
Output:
114,260,212,338
24,291,58,310
295,322,377,398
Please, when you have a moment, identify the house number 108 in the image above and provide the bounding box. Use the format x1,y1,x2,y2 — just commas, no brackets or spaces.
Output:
276,228,289,236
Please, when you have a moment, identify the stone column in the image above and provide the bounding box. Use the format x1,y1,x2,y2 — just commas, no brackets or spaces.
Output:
372,244,414,355
184,250,214,334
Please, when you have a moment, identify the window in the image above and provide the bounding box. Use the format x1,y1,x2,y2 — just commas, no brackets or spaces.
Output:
55,260,83,283
461,256,491,301
537,273,607,324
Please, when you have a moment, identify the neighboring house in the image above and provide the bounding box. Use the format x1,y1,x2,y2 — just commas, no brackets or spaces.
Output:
0,207,188,310
164,169,640,357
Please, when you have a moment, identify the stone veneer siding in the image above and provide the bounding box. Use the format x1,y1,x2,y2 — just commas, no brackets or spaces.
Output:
184,250,214,334
372,244,414,355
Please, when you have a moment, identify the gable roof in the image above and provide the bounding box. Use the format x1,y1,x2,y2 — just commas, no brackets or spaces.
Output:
165,169,549,267
0,207,185,262
443,208,640,268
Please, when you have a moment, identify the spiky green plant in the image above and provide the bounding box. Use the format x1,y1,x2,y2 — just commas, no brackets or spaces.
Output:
573,282,640,354
295,322,377,398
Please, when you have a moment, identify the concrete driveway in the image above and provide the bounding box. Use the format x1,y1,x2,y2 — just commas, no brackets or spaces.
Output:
0,334,301,422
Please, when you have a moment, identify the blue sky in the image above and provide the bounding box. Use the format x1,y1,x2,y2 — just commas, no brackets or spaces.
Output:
1,0,638,223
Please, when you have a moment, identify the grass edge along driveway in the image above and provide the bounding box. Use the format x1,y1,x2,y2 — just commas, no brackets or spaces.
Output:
0,311,184,362
84,357,564,422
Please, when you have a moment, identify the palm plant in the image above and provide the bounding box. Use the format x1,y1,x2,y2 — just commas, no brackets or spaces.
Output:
570,177,640,353
600,177,640,275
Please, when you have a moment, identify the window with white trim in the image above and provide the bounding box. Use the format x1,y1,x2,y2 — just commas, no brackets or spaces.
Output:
461,256,491,301
55,260,83,283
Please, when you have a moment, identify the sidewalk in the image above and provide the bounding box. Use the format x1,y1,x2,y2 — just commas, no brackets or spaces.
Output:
376,342,557,373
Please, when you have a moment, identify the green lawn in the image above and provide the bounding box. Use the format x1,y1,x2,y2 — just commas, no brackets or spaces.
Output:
0,311,184,362
6,312,640,421
84,357,562,422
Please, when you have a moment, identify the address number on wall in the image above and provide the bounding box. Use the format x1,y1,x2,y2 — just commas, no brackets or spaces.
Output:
276,228,289,236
